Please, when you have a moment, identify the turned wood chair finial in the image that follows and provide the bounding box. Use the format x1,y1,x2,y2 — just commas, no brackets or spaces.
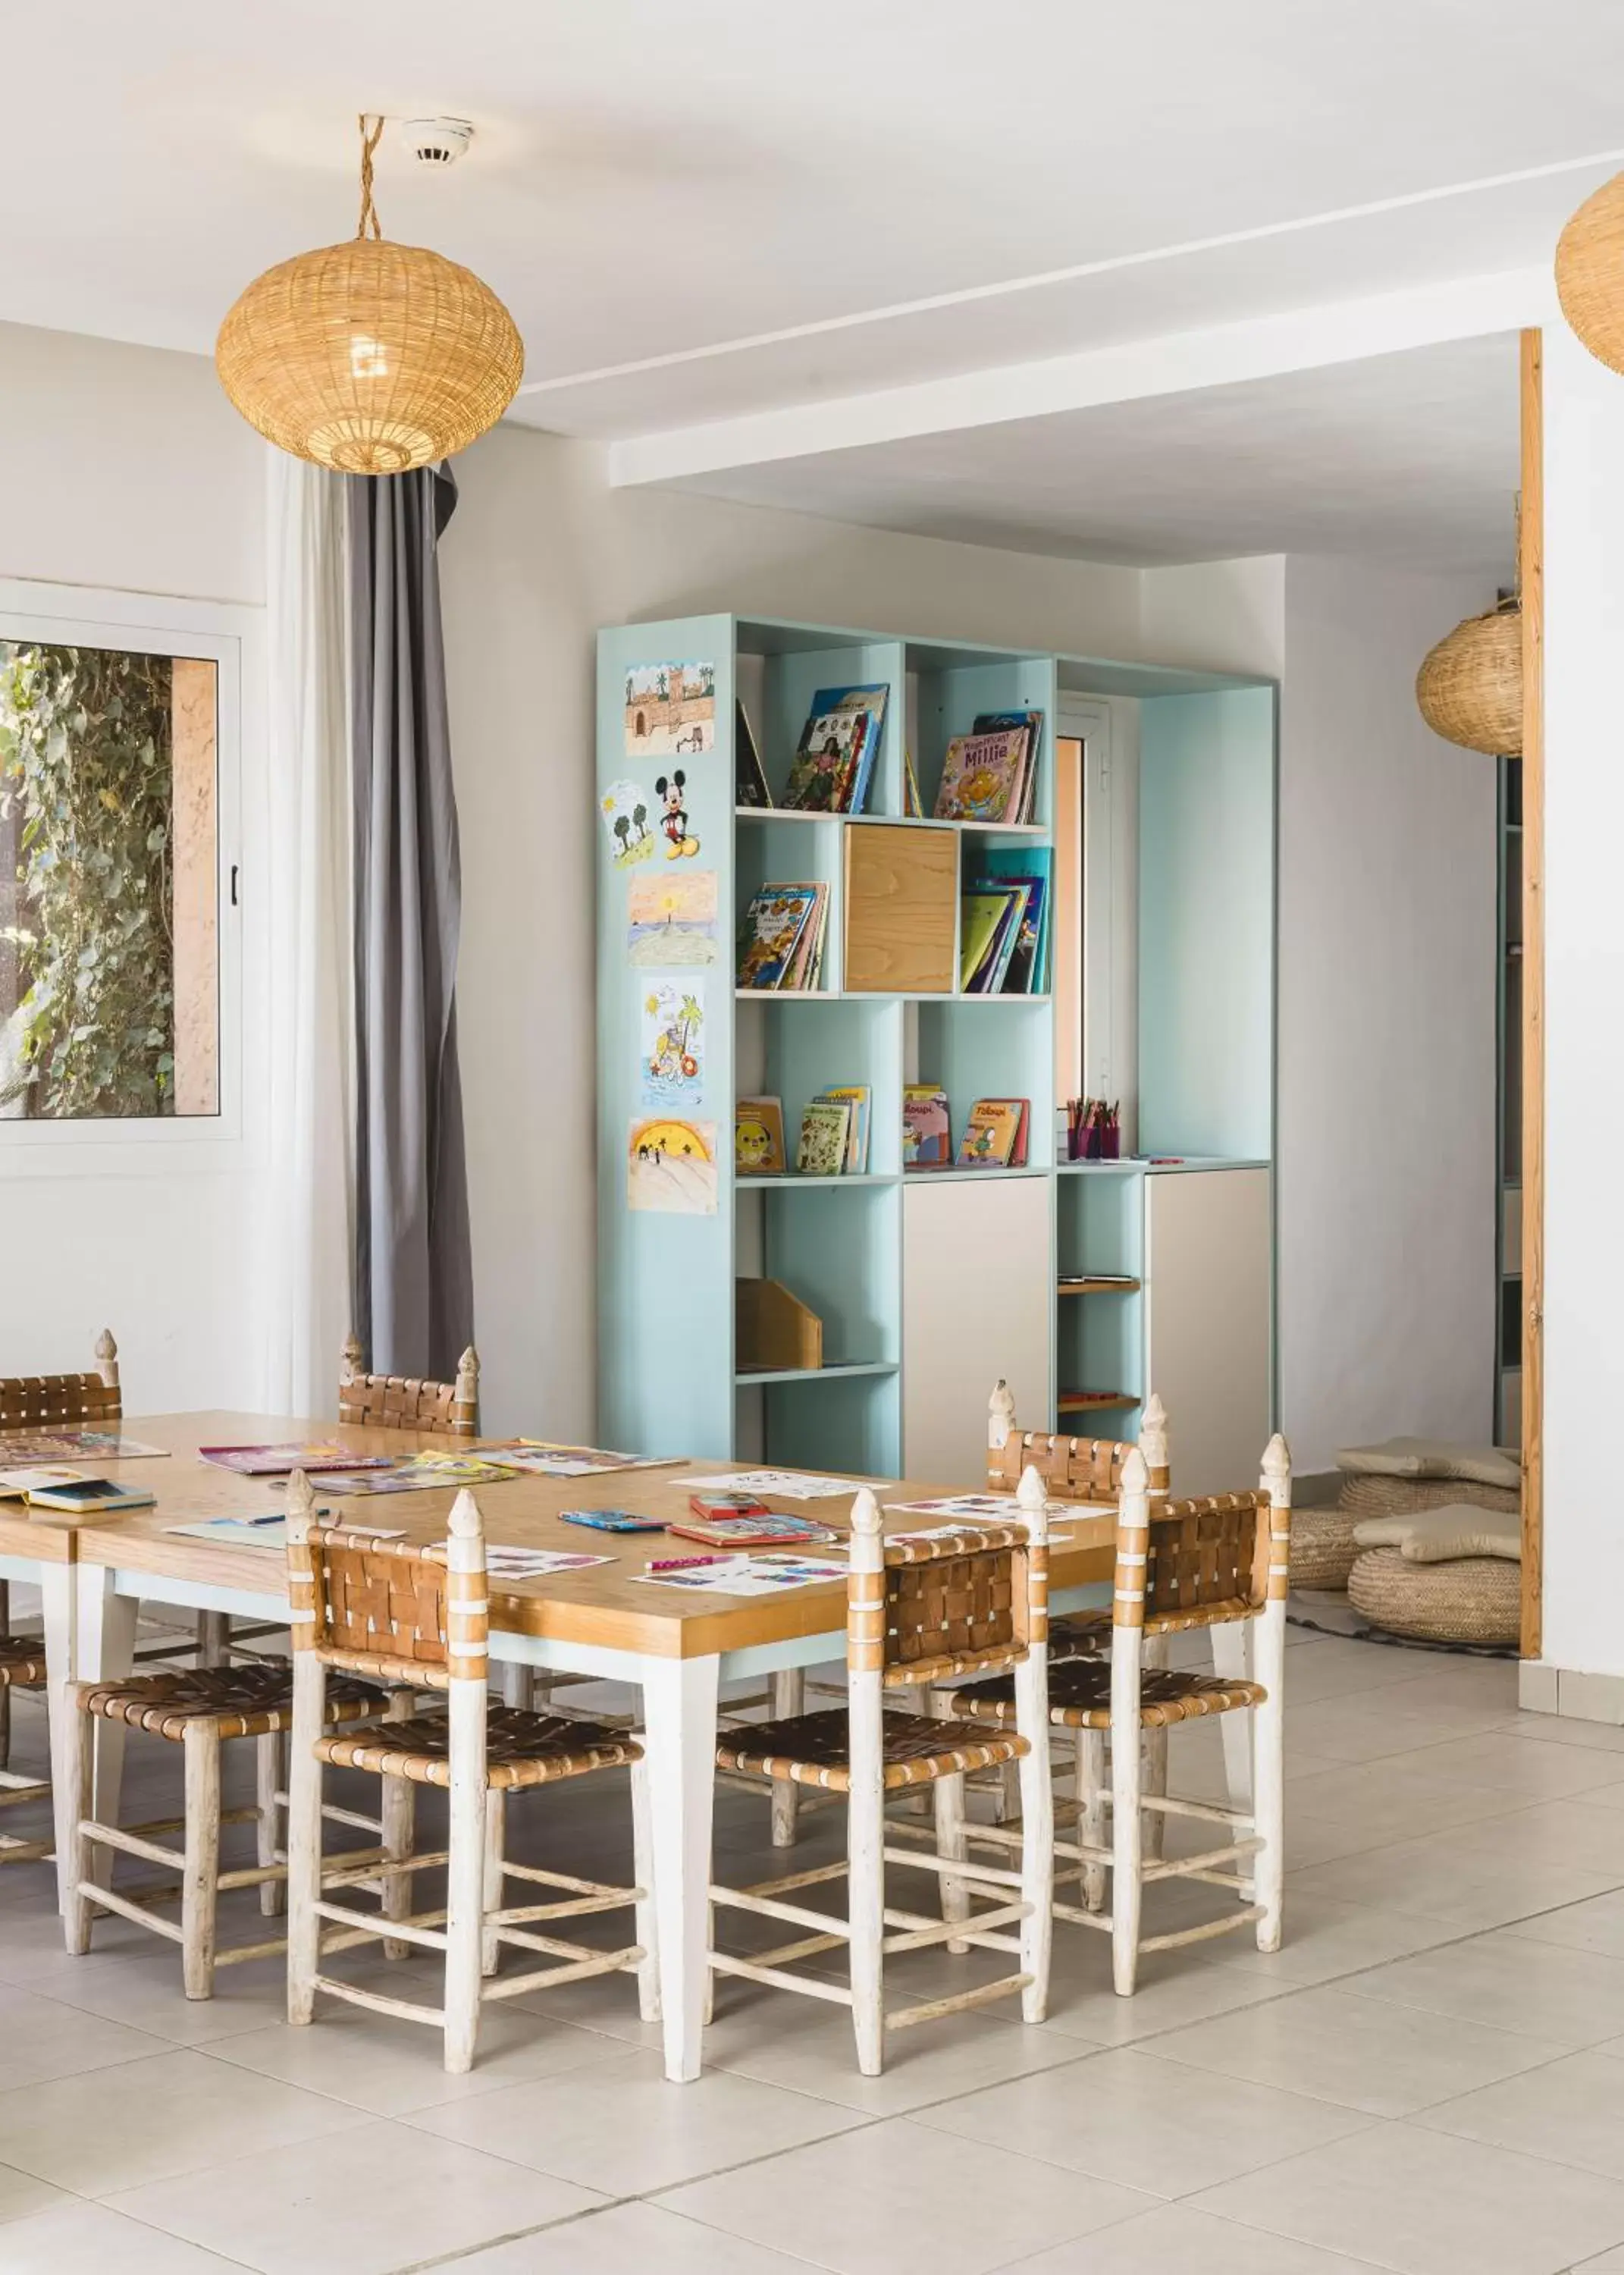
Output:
455,1347,480,1408
340,1333,364,1386
988,1379,1016,1452
1139,1392,1170,1495
95,1329,119,1389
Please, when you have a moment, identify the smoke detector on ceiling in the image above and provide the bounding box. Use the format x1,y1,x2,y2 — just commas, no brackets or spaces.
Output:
401,118,474,168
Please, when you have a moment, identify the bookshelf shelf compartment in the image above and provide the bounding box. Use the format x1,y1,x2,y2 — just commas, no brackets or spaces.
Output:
735,1360,898,1387
1057,1390,1141,1413
736,1173,894,1191
1058,1277,1143,1296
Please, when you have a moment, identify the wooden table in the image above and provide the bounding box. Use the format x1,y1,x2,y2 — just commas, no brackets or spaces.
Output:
10,1411,1116,2081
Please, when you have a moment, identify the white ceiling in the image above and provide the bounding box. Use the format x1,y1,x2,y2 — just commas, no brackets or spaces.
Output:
2,0,1598,565
653,336,1525,572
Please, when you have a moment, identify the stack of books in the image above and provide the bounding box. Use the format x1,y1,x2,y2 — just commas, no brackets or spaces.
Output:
903,1084,951,1171
782,684,889,815
959,851,1052,993
735,1088,871,1176
934,708,1042,825
736,883,830,990
955,1097,1030,1169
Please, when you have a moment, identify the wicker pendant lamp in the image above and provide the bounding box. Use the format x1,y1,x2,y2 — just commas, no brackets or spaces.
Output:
216,115,523,474
1416,596,1522,756
1556,170,1624,375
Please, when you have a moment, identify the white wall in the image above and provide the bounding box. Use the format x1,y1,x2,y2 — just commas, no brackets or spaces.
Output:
0,322,268,1414
1277,554,1500,1476
1540,325,1624,1682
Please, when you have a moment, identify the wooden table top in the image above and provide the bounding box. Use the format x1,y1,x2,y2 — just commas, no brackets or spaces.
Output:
2,1412,1117,1662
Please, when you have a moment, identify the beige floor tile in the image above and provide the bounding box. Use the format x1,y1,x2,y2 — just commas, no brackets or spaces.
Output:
0,2046,368,2196
1284,1758,1535,1845
1344,1925,1624,2046
205,1994,636,2116
699,1991,1091,2115
0,1982,171,2087
439,2198,832,2272
0,2163,68,2229
1419,2049,1624,2179
1395,1731,1624,1803
508,1964,667,2051
1507,1887,1624,1960
1494,1713,1624,1756
985,2201,1391,2273
105,2117,605,2275
1187,2121,1624,2275
1431,1799,1624,1878
655,2116,1155,2275
1149,1984,1566,2117
1284,1695,1532,1765
1286,1825,1622,1928
19,1947,299,2045
1214,1894,1463,1987
0,2199,248,2271
1577,2250,1624,2272
919,2045,1372,2195
406,2044,865,2195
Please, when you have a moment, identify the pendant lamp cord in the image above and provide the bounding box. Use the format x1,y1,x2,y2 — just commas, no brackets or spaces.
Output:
356,113,384,240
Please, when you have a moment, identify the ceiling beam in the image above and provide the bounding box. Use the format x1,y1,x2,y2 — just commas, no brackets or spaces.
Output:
610,267,1557,490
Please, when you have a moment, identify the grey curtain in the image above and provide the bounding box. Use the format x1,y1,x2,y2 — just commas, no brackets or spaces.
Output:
347,462,475,1380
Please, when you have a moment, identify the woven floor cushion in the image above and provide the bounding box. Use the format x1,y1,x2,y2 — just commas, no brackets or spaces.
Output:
1347,1546,1520,1648
1289,1506,1361,1591
1339,1474,1519,1520
1334,1438,1519,1490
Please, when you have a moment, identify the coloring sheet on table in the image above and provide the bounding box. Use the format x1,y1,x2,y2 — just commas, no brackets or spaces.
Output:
632,1553,848,1596
885,1493,1102,1520
672,1470,858,1500
484,1547,615,1580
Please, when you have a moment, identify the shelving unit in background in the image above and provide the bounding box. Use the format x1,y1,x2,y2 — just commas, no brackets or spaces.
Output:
596,611,1278,1489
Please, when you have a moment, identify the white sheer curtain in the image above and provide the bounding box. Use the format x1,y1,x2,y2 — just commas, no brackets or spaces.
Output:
259,450,354,1414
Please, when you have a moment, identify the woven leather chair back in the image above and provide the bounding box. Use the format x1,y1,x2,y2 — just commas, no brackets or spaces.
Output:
1118,1491,1270,1634
989,1429,1134,1502
337,1372,477,1439
0,1372,121,1431
296,1529,471,1690
864,1525,1045,1689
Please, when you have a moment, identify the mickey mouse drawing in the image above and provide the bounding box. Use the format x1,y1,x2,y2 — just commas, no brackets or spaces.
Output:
654,770,701,859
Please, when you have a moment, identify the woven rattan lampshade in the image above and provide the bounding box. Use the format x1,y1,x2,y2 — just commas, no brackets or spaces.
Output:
216,118,522,474
1416,599,1522,756
1557,171,1624,376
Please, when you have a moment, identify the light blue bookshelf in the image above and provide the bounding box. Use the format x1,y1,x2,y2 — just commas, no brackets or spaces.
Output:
597,612,1278,1487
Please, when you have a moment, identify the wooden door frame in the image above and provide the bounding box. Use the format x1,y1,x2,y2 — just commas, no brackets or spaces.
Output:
1520,328,1545,1659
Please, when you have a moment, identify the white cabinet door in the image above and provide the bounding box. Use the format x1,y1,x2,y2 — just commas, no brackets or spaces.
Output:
1145,1168,1272,1495
903,1175,1052,1486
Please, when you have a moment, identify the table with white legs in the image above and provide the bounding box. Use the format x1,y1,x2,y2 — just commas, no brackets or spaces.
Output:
29,1412,1124,2083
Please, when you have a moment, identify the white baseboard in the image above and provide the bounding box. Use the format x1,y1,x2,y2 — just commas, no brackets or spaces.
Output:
1520,1660,1624,1724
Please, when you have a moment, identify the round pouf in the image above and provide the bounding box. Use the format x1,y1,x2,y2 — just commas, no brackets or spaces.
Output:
1347,1547,1520,1649
1288,1506,1362,1591
1340,1475,1519,1520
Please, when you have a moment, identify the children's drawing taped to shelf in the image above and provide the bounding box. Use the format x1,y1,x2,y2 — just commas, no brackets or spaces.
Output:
627,868,718,968
623,660,715,758
640,980,706,1109
600,779,656,868
627,1116,718,1215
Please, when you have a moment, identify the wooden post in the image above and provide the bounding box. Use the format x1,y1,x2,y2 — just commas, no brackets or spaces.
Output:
455,1346,481,1435
380,1689,416,1959
94,1329,119,1395
1137,1392,1171,1854
846,1486,886,2076
285,1470,327,2026
1139,1392,1170,1498
1013,1464,1053,2023
1111,1447,1149,1997
255,1733,284,1919
340,1332,364,1388
443,1489,491,2074
770,1668,804,1847
481,1790,506,1978
1520,326,1544,1662
61,1684,94,1956
180,1722,221,2000
1252,1433,1292,1952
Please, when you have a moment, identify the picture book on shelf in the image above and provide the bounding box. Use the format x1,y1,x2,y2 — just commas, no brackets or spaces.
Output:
735,1095,787,1174
903,745,923,818
735,699,771,808
934,725,1029,824
972,709,1043,824
964,849,1053,994
782,684,888,815
955,1097,1030,1169
814,1083,870,1173
735,883,826,990
796,1097,851,1177
903,1083,952,1170
958,888,1021,993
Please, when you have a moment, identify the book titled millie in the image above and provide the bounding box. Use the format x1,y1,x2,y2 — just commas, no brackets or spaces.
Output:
781,685,889,816
934,709,1043,826
736,883,829,991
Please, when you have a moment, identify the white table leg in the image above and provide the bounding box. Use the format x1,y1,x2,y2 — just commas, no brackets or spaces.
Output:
1211,1620,1253,1810
640,1654,720,2084
75,1567,138,1900
39,1566,78,1916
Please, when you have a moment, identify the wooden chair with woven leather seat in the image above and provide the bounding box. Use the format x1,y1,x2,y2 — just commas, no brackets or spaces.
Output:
709,1470,1053,2076
337,1334,480,1439
284,1474,648,2075
951,1433,1291,1993
61,1658,387,1998
0,1331,121,1766
0,1639,52,1869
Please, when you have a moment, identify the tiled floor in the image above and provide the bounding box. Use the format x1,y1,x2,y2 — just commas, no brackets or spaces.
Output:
6,1628,1624,2272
